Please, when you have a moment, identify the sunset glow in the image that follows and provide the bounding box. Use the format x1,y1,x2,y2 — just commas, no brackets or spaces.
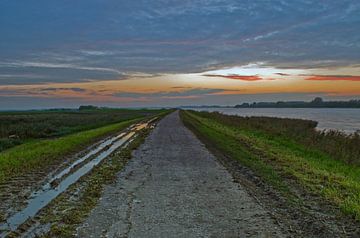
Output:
1,63,359,108
0,1,359,109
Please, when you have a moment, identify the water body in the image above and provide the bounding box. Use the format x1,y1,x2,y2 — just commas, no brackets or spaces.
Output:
187,108,360,133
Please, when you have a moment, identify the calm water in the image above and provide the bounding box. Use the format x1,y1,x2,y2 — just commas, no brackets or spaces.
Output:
188,108,360,133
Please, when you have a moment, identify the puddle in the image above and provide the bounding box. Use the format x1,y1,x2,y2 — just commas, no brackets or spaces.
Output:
0,121,151,235
40,132,126,192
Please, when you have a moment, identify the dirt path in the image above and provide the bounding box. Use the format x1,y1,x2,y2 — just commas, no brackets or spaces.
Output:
76,111,285,238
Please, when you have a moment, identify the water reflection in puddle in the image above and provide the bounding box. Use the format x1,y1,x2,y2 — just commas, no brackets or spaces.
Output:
0,121,151,234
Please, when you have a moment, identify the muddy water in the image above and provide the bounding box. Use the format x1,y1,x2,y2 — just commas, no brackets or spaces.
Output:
0,120,151,235
42,132,127,191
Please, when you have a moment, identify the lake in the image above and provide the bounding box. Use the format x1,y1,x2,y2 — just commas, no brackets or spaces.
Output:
186,108,360,133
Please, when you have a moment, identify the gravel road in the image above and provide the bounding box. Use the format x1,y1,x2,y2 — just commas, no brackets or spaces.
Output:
76,111,285,238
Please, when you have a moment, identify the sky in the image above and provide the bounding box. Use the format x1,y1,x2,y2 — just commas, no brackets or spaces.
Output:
0,0,360,109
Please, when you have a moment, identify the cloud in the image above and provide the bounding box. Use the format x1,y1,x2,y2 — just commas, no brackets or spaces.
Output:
79,50,115,56
1,0,360,109
40,87,87,92
171,86,193,90
305,75,360,81
0,61,123,75
1,0,359,77
203,74,263,81
244,30,280,42
0,89,23,96
0,86,90,98
0,74,47,79
113,88,227,99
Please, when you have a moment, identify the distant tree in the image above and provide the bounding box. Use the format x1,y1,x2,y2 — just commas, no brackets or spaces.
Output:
311,97,323,104
233,97,360,108
79,105,98,111
235,103,250,108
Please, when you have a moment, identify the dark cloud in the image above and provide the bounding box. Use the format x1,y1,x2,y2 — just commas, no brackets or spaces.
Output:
204,74,263,81
0,62,123,85
171,86,193,89
0,0,359,84
113,88,226,99
40,87,87,92
276,73,290,76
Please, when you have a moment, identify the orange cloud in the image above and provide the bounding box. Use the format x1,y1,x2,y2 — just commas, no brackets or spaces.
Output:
305,75,360,81
203,74,262,81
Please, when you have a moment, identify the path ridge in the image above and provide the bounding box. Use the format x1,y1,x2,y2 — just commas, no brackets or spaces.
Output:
77,111,284,238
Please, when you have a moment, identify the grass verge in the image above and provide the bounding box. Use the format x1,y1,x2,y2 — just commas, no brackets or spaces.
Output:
0,118,143,184
38,126,153,237
0,109,164,152
180,110,360,221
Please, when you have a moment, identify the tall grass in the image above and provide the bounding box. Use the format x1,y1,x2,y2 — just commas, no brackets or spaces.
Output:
181,110,360,220
193,111,360,165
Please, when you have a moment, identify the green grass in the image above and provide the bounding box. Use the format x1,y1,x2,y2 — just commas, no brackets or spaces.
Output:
190,111,360,166
0,109,170,183
0,108,165,151
181,110,360,220
180,111,291,197
4,125,156,238
0,118,141,184
44,128,152,238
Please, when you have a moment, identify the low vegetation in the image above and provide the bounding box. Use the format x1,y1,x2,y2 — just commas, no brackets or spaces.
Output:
0,108,162,152
181,110,360,220
191,111,360,165
41,124,155,237
0,109,167,184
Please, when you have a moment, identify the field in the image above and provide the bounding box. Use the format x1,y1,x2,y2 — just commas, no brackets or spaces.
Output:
180,110,360,221
0,108,167,184
0,108,162,152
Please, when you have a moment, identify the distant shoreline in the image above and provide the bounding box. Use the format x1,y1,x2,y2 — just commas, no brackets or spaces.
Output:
182,106,360,109
182,97,360,109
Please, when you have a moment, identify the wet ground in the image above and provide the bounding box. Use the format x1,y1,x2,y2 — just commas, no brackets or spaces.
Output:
76,111,285,237
0,119,155,237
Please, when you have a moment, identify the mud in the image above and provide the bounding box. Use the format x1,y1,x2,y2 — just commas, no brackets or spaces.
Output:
0,119,154,237
76,111,285,238
0,134,121,223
